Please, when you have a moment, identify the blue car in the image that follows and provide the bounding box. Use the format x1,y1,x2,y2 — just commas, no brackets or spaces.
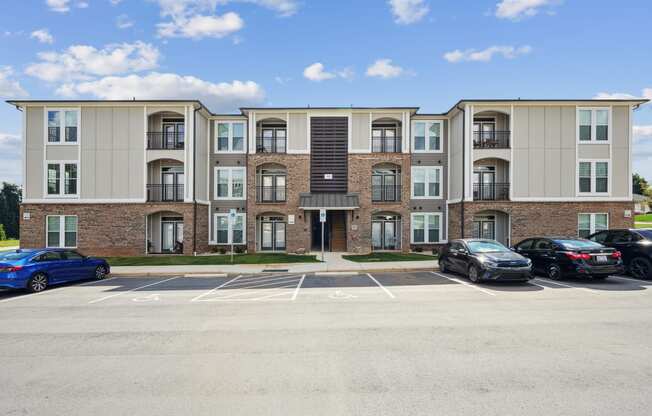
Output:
0,249,110,293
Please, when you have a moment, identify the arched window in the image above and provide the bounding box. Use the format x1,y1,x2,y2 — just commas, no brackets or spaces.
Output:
256,164,287,203
372,213,401,251
257,118,287,153
372,164,401,202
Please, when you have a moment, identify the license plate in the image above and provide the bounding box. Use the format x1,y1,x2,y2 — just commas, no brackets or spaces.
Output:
596,255,608,263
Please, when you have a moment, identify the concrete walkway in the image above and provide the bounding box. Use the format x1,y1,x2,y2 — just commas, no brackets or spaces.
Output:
110,252,439,276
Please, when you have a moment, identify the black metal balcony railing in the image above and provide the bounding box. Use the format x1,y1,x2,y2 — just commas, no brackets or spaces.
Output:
147,184,184,202
147,132,185,150
371,137,402,153
372,185,402,202
473,131,510,149
256,137,287,153
256,186,287,203
473,183,510,201
48,126,78,142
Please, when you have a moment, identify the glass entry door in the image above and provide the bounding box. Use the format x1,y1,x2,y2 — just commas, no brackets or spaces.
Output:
260,216,286,251
161,218,183,253
473,216,496,240
162,119,184,149
372,214,401,250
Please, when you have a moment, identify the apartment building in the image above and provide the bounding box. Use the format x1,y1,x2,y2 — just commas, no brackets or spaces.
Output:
7,98,646,256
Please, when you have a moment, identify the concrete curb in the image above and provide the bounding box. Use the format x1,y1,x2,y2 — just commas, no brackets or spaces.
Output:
109,266,438,277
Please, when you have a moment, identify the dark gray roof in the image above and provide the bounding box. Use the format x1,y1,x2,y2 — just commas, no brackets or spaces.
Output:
299,193,359,209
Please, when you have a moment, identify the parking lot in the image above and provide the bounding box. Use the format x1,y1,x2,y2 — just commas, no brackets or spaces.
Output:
2,271,652,415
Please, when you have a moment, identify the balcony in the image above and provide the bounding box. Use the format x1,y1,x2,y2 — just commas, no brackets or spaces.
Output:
473,183,510,201
256,137,287,153
372,185,402,202
147,184,184,202
147,132,185,150
256,186,287,203
371,137,402,153
473,131,510,149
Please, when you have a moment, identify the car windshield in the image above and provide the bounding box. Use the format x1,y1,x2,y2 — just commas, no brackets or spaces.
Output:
555,239,603,250
0,251,33,261
467,241,509,253
635,230,652,240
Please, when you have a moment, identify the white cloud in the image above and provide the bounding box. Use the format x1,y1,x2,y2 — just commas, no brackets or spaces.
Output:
56,72,265,112
116,14,135,29
25,41,160,82
243,0,299,17
0,133,22,185
77,1,88,8
443,45,532,63
30,29,54,44
46,0,70,12
157,12,244,39
495,0,559,20
0,67,29,98
110,0,123,4
634,126,652,140
594,89,652,100
366,59,404,79
303,63,336,81
388,0,429,24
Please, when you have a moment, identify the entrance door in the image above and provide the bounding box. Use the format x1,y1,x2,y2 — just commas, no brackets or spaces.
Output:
161,222,175,252
162,119,184,149
330,211,347,252
473,167,496,200
473,217,496,240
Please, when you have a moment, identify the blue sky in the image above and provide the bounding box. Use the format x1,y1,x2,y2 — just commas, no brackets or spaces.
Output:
1,0,652,185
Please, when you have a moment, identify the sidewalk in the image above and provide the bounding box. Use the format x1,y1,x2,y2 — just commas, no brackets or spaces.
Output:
110,252,439,276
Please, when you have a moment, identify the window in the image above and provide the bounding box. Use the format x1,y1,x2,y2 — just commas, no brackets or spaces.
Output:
214,213,246,245
47,109,79,143
372,166,401,202
578,213,608,238
46,162,78,197
411,166,441,199
371,120,400,153
411,213,442,244
214,167,246,200
257,166,287,203
257,122,287,153
215,121,246,153
578,160,609,194
412,121,442,152
46,215,77,248
578,108,610,142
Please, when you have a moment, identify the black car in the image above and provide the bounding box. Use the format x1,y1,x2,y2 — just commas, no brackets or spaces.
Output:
512,237,624,280
439,239,532,283
587,228,652,280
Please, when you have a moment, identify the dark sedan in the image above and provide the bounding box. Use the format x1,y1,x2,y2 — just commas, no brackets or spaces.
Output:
439,239,532,283
588,229,652,280
513,237,624,280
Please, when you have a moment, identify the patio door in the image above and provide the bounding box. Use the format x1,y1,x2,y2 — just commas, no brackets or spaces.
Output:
161,218,183,253
372,214,401,251
473,118,495,146
161,168,184,201
473,166,496,200
473,216,496,240
260,217,286,251
162,119,184,149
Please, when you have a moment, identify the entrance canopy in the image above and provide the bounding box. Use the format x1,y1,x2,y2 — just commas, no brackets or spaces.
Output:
299,193,359,210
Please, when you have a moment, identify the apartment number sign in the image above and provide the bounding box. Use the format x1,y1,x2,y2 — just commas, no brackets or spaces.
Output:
324,173,333,180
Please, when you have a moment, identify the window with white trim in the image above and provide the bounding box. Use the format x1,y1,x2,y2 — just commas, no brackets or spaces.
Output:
47,109,79,143
411,166,441,198
578,213,608,238
412,121,442,152
578,161,609,194
47,162,78,196
214,213,245,244
215,121,246,153
214,167,246,199
47,215,77,248
578,108,609,142
411,213,442,244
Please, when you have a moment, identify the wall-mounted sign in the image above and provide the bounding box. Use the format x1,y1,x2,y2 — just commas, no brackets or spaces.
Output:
288,215,295,225
324,173,333,180
624,210,632,218
22,212,31,220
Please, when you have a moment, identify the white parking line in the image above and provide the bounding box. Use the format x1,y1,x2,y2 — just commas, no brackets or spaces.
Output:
203,284,299,301
534,277,596,293
233,273,300,284
220,277,302,291
226,275,302,288
190,275,242,302
430,272,496,296
88,276,182,304
366,273,396,299
292,274,306,301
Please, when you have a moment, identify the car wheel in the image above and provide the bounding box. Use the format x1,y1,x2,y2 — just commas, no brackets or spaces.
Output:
546,264,563,280
439,259,447,273
629,257,652,280
468,265,480,283
95,265,108,280
27,273,48,293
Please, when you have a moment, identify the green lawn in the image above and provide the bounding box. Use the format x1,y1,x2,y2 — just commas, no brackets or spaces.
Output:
635,214,652,222
106,253,320,266
342,252,438,262
635,223,652,229
0,239,19,248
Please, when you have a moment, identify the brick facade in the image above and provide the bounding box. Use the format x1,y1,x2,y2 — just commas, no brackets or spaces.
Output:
448,201,635,246
20,202,209,257
246,154,312,254
347,154,411,253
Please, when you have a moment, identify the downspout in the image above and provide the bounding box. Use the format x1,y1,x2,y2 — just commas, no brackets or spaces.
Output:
192,106,199,256
456,105,466,239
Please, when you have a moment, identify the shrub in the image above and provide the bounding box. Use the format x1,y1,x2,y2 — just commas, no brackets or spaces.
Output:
234,245,246,254
0,224,6,241
413,246,423,253
218,247,227,255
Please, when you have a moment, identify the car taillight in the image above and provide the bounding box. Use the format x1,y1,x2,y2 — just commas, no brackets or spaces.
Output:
0,266,22,273
565,252,591,261
611,251,622,259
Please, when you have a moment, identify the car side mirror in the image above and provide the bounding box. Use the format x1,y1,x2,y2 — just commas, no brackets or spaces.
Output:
459,249,468,255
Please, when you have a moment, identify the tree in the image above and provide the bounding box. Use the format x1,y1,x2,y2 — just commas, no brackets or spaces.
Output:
0,224,6,241
0,182,21,239
633,173,650,196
